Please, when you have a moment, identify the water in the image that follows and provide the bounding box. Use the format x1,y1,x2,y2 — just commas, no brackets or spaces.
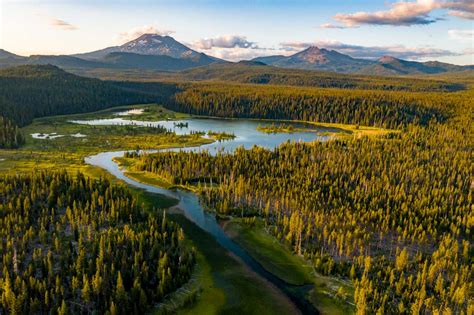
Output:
83,117,324,314
72,117,328,152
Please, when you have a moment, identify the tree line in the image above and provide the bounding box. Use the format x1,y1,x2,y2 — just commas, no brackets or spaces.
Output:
0,171,195,314
166,83,451,129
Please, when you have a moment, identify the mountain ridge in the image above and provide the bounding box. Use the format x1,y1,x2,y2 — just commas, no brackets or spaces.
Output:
253,46,472,75
0,35,471,75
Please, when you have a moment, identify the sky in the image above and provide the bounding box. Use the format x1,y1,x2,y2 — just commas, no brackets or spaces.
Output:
1,0,473,65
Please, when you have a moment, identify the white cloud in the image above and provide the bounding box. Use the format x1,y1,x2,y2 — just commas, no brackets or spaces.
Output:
205,48,266,61
448,29,474,43
319,23,350,29
193,35,257,50
331,0,473,28
50,18,78,31
117,25,175,44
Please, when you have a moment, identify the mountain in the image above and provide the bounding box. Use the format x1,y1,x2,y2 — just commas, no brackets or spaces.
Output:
0,52,108,69
76,34,219,64
0,49,27,68
101,52,216,70
28,55,107,68
357,56,473,76
253,46,373,73
252,47,473,75
1,38,471,76
0,34,221,71
252,55,287,64
0,49,24,59
0,33,222,71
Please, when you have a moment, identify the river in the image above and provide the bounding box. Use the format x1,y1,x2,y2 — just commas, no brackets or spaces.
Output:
81,116,327,314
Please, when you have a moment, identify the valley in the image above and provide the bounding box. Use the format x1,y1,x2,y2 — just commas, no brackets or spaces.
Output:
1,102,364,314
1,17,472,314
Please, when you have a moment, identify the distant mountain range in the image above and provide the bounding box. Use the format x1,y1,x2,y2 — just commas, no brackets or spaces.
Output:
0,35,472,76
252,47,473,75
253,47,373,73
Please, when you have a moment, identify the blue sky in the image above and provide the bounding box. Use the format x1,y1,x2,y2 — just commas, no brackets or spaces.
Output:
1,0,472,64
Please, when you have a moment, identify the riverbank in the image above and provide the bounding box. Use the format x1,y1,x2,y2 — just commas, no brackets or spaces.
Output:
164,211,301,314
128,186,302,314
220,217,355,315
188,113,395,139
0,106,214,176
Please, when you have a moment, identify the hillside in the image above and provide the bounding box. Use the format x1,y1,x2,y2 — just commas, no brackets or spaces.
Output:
76,34,219,63
165,63,465,92
101,51,217,70
358,56,473,76
0,65,160,126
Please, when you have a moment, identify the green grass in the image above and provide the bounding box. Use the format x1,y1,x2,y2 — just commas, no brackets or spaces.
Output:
129,184,180,210
223,218,313,285
254,119,394,139
116,157,202,193
308,275,355,315
50,103,190,121
0,104,213,178
166,213,299,315
222,218,355,314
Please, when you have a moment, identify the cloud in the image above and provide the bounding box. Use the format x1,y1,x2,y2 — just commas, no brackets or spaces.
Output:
50,18,78,31
330,0,473,27
448,29,474,43
448,9,474,19
319,23,350,29
280,40,459,60
462,47,474,55
193,35,257,50
444,0,474,19
334,0,440,27
204,48,274,61
117,25,175,43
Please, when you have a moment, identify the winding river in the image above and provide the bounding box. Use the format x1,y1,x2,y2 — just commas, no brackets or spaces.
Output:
81,116,329,314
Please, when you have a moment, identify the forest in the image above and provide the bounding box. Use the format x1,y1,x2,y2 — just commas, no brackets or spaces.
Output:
167,83,452,129
0,171,195,314
0,63,472,314
169,63,466,92
0,65,165,127
128,89,473,313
